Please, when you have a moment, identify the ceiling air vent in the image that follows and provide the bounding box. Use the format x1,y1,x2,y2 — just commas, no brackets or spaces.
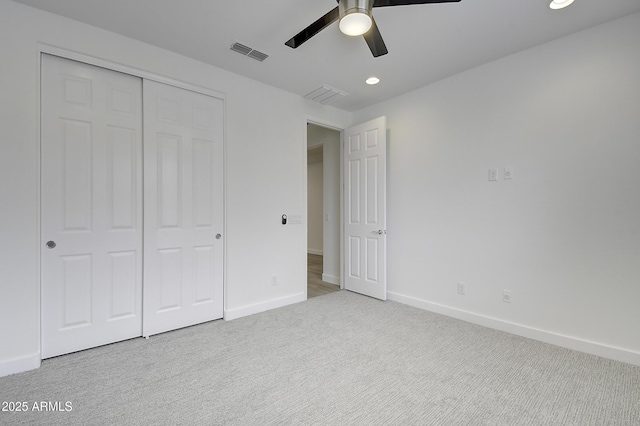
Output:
248,50,269,62
304,85,348,105
230,42,269,62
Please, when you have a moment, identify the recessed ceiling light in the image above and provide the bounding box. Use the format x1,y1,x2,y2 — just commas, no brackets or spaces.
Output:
366,77,380,85
549,0,574,10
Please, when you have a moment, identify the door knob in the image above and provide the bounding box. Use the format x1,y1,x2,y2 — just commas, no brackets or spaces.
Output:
46,241,56,249
216,233,222,240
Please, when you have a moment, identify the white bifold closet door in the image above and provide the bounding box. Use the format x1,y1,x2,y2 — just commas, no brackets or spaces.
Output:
142,80,224,337
41,54,144,358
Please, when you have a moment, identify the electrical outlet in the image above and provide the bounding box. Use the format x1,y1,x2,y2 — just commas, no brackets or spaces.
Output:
271,275,278,286
489,168,499,181
503,289,512,303
457,282,466,295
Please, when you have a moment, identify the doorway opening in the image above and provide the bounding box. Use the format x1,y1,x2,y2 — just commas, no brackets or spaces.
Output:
306,123,341,298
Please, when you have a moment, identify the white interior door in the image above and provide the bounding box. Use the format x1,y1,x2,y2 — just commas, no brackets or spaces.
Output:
343,117,387,300
41,54,143,358
143,80,224,336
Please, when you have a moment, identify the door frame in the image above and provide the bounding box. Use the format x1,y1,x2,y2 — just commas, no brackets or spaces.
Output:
37,45,228,360
305,117,345,291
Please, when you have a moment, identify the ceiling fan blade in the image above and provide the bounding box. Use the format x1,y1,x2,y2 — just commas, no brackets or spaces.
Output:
373,0,461,7
285,7,340,49
363,17,388,57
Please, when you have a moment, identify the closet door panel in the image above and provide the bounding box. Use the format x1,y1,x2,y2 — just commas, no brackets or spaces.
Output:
41,54,143,358
143,80,224,336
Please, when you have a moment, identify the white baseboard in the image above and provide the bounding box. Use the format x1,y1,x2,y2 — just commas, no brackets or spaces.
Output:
224,292,306,321
307,249,323,256
322,274,340,286
387,291,640,367
0,353,41,378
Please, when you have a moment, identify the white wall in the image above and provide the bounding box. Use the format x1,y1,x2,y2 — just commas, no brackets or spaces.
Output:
0,0,351,377
307,149,324,255
321,130,341,285
352,13,640,365
307,124,341,284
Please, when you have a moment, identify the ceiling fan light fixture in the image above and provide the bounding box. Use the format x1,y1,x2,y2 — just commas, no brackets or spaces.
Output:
339,10,372,36
549,0,574,9
339,0,374,36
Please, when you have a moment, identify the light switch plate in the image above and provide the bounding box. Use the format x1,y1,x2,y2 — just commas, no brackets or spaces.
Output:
504,167,514,180
289,215,303,224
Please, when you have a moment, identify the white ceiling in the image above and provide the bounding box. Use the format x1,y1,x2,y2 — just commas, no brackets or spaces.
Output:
12,0,640,111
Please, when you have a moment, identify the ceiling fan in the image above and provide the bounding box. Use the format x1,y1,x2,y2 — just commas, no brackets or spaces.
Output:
285,0,462,58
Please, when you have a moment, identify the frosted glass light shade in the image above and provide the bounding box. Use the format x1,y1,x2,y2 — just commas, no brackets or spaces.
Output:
339,12,372,36
550,0,574,9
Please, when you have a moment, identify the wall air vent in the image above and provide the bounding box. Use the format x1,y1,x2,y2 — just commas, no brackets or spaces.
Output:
230,42,269,62
304,85,348,105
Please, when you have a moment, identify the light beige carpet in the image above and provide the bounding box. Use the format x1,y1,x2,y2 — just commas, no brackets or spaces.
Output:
1,291,639,425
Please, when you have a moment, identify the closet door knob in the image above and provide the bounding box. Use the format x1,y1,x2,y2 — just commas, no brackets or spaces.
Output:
216,234,222,240
46,241,57,249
